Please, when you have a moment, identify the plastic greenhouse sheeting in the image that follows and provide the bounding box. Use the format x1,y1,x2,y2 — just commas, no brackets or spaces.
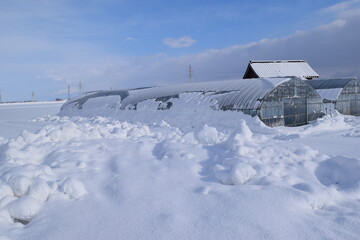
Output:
121,78,292,110
307,78,357,90
316,88,343,101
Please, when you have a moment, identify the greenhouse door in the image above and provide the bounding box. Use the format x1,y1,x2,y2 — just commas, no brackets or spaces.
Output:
283,98,307,126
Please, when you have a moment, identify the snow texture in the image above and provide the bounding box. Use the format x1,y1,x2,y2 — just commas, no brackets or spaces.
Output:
0,98,360,239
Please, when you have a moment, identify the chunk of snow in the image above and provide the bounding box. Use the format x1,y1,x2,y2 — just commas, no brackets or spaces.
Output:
196,124,220,145
7,196,42,223
231,163,257,185
61,178,87,199
126,125,151,138
29,180,51,203
8,175,32,197
230,120,253,144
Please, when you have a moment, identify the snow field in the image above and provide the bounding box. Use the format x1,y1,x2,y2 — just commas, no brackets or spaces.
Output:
1,96,360,239
0,116,169,227
0,101,65,139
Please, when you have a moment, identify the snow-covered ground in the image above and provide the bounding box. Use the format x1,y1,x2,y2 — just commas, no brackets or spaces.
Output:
0,101,65,139
1,96,360,240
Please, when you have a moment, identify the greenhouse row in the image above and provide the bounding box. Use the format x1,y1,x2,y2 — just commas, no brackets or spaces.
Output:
62,77,360,127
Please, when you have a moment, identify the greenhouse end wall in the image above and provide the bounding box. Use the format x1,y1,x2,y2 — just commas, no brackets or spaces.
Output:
257,78,324,127
307,78,360,116
335,82,360,116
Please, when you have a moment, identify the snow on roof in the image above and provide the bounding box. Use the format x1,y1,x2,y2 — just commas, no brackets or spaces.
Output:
245,60,319,79
316,88,343,101
121,77,292,110
63,90,129,109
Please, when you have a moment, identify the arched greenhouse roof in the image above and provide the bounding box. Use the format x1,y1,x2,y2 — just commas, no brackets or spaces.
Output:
63,90,130,109
307,78,357,89
121,77,293,110
307,78,359,101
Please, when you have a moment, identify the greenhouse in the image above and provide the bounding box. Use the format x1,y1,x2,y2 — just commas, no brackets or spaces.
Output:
121,77,325,127
307,78,360,116
62,90,130,110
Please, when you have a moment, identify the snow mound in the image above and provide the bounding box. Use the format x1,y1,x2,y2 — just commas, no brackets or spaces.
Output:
7,196,42,224
8,175,32,197
29,179,51,203
61,177,87,199
195,124,221,145
230,163,257,185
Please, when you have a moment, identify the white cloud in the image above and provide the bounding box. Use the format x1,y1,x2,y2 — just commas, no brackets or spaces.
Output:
40,6,360,95
124,37,136,41
162,36,196,48
3,0,360,100
322,0,360,13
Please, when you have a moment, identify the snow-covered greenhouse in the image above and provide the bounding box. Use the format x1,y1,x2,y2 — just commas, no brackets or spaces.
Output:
120,77,325,127
61,77,325,127
307,78,360,116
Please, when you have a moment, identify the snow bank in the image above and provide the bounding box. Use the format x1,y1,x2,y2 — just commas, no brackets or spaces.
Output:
1,96,360,239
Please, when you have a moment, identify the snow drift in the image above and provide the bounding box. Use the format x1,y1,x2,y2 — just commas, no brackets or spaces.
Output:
0,97,360,239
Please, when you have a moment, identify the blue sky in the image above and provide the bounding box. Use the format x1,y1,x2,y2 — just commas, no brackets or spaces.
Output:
1,0,360,101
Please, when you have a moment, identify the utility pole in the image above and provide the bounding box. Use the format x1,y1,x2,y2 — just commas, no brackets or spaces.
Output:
79,81,82,95
0,90,2,103
32,91,35,102
188,65,193,83
68,85,71,100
